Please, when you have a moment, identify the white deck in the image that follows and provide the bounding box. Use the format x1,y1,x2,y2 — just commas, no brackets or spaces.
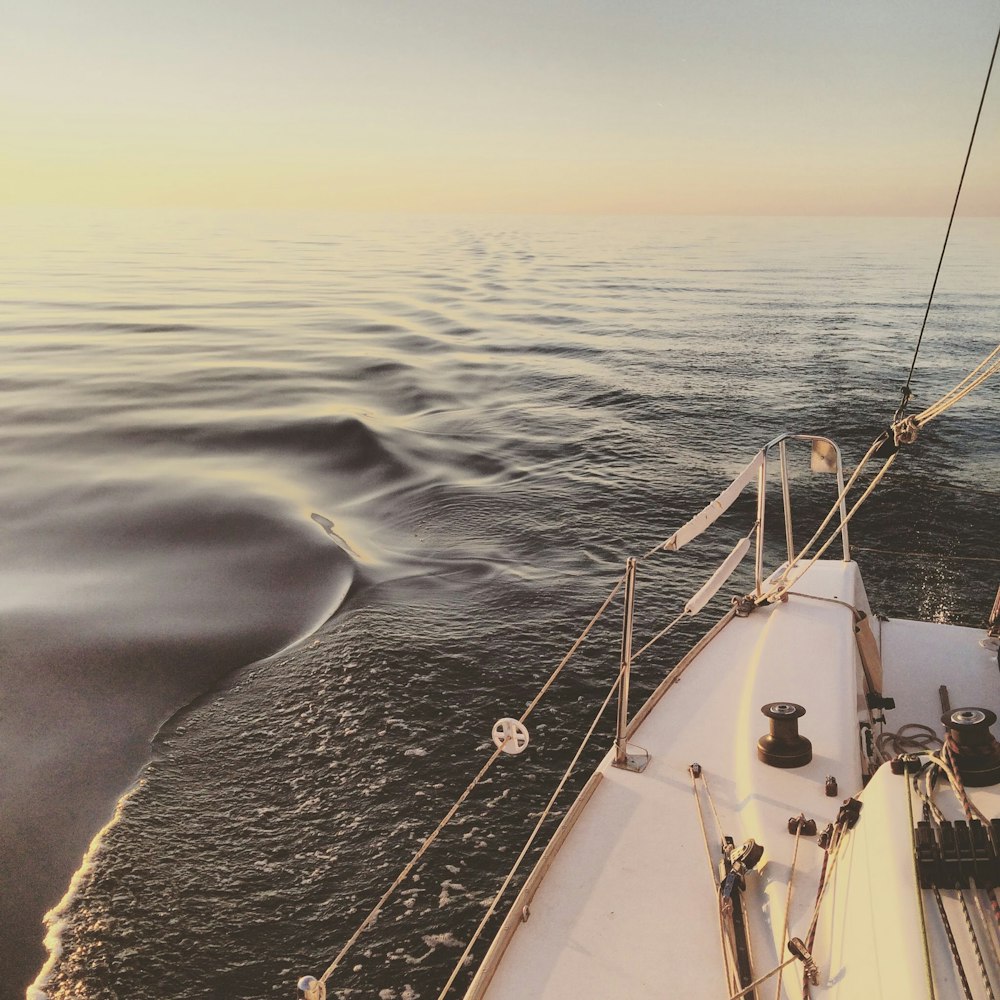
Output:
467,561,1000,1000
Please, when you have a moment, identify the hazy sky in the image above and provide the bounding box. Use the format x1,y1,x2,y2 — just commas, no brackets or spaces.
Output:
3,0,999,214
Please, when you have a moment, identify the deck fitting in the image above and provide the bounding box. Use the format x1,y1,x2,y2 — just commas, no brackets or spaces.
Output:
942,707,1000,787
757,702,812,768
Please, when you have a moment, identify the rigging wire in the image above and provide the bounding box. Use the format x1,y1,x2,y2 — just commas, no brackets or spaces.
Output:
897,16,1000,419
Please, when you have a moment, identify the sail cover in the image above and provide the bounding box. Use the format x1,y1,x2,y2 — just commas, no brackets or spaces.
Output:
683,534,753,615
661,451,764,552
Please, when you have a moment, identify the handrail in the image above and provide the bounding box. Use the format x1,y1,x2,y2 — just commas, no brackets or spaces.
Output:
757,433,851,580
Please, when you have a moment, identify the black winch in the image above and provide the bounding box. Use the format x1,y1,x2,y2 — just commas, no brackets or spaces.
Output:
758,702,812,768
941,707,1000,787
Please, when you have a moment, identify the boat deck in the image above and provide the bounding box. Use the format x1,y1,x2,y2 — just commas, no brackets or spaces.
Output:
467,561,999,999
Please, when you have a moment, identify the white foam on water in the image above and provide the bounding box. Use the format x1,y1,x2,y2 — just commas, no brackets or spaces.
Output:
26,780,144,1000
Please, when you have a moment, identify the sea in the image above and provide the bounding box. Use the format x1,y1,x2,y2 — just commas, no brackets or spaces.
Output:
1,210,997,1000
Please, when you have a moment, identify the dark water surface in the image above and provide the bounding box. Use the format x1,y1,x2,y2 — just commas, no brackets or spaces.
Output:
1,210,997,1000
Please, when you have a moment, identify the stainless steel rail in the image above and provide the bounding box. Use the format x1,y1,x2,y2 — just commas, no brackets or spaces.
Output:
758,433,851,594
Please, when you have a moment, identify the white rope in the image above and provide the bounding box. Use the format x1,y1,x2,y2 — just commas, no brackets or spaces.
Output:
690,766,735,991
876,723,943,759
631,609,687,663
914,342,1000,423
435,663,628,999
318,740,509,984
727,956,799,1000
774,818,804,1000
517,575,624,722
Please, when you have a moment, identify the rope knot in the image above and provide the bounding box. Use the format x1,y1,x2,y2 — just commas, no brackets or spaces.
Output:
892,415,920,446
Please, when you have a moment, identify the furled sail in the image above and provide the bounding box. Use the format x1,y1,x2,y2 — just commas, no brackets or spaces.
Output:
661,451,763,552
683,534,752,615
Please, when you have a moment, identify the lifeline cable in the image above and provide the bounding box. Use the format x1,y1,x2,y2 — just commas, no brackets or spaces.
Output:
897,14,1000,419
310,574,624,989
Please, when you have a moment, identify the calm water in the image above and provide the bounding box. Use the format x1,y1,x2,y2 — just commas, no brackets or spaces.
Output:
1,210,997,1000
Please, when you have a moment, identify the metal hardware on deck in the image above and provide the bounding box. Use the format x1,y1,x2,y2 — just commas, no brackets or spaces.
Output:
836,797,863,830
787,938,820,986
757,702,813,768
788,816,817,836
762,433,851,563
719,837,765,999
825,775,838,797
939,684,952,714
915,818,1000,889
754,453,767,597
614,558,646,771
865,691,896,711
941,707,1000,786
778,439,794,565
890,754,924,775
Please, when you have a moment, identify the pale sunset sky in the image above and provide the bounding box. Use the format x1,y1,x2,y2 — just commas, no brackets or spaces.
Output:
3,0,999,215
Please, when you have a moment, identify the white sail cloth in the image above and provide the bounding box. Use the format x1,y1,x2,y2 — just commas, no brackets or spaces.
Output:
661,451,763,552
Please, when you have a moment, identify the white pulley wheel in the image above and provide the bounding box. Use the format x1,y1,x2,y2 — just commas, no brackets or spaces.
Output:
492,718,530,755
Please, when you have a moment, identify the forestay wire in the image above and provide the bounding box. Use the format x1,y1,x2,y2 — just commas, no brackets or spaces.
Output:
897,15,1000,420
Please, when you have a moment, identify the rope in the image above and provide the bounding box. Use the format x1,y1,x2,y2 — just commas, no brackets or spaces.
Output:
930,744,994,831
801,825,841,999
908,772,939,1000
313,575,624,988
970,881,1000,976
690,767,722,889
631,609,687,663
932,884,976,1000
900,343,1000,437
957,886,996,1000
767,432,885,589
517,575,624,724
774,817,804,1000
318,740,509,985
726,956,799,1000
897,14,1000,417
435,663,627,999
876,724,943,758
762,339,999,606
690,765,735,992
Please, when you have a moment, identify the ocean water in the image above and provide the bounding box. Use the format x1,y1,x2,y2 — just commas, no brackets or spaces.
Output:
1,210,997,1000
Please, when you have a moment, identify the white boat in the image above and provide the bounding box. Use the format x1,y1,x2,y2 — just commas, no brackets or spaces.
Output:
457,434,1000,1000
296,25,1000,1000
297,419,1000,1000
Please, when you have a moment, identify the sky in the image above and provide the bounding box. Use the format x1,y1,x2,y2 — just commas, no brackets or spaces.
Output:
2,0,999,215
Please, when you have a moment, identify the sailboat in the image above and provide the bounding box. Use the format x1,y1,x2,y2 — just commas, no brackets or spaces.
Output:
296,21,1000,1000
